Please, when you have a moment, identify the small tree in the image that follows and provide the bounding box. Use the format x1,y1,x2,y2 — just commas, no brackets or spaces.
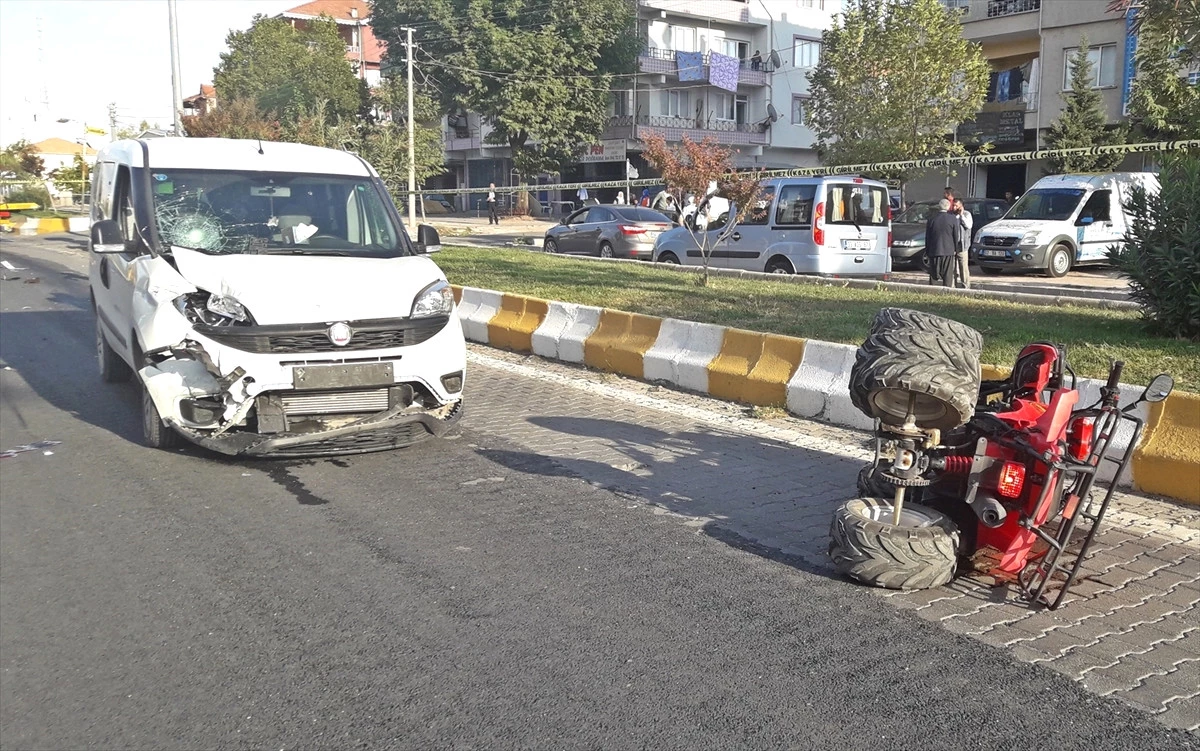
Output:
1108,154,1200,339
182,98,282,140
1044,38,1129,173
1111,0,1200,139
640,132,764,286
49,154,89,199
0,140,45,177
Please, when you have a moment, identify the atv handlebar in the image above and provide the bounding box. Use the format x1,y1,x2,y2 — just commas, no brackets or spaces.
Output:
1107,361,1124,390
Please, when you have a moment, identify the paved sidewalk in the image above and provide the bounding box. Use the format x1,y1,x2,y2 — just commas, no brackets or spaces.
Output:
464,345,1200,734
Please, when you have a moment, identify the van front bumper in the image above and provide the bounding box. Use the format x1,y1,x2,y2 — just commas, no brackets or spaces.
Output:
974,242,1049,270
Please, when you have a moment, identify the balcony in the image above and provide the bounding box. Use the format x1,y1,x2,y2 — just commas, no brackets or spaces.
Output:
603,115,768,146
986,0,1040,18
638,0,763,27
443,132,482,152
638,48,769,87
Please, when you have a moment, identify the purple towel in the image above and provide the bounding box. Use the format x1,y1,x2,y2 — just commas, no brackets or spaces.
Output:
676,51,705,82
708,52,740,92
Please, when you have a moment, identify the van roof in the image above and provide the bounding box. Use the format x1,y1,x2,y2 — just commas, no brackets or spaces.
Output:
1028,172,1159,191
95,137,375,177
763,175,889,187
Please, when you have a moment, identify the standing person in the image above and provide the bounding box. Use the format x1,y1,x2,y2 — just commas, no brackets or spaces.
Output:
1004,190,1017,205
680,194,697,227
615,190,625,206
577,185,589,208
943,186,956,207
925,198,961,288
651,187,671,213
639,188,651,207
750,50,762,70
487,183,499,225
954,199,972,289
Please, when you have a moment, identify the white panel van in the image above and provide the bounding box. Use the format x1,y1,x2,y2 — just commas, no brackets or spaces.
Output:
974,172,1159,278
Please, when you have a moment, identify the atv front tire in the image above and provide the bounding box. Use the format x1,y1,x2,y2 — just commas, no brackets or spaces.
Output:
871,307,984,353
829,497,959,590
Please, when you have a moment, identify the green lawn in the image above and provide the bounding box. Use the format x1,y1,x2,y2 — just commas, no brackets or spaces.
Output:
435,247,1200,393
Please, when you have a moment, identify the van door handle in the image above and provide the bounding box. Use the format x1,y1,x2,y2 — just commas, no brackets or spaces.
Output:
731,232,741,241
99,256,111,288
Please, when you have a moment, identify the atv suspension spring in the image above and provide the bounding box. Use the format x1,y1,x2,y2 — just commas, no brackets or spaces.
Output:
943,455,973,475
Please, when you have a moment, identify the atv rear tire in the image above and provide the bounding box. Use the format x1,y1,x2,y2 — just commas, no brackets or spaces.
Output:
871,307,984,353
829,497,959,590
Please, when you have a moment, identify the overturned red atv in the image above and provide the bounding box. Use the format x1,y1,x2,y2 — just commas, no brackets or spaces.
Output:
828,308,1174,609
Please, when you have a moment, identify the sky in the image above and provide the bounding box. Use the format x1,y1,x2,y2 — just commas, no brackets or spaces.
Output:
0,0,299,148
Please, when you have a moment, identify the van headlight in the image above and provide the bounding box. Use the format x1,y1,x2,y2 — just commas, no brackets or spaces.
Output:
1020,231,1042,247
411,280,454,318
174,292,254,326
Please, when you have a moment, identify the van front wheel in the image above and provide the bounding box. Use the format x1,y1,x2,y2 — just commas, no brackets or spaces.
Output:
765,258,792,275
1046,245,1072,278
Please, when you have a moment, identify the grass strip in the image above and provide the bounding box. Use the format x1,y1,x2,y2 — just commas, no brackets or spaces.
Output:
435,247,1200,392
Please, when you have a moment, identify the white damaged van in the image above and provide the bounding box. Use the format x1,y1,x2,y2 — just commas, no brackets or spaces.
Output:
974,172,1159,278
89,138,465,456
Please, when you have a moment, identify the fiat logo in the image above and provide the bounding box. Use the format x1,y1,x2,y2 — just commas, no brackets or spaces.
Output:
328,322,352,347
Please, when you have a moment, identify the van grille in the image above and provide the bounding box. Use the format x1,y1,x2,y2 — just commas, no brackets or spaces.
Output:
195,315,450,354
280,389,390,415
980,235,1018,248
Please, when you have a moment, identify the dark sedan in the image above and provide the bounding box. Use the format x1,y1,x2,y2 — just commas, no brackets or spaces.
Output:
544,205,674,259
890,198,1010,269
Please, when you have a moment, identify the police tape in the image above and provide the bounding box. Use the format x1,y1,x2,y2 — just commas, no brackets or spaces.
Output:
401,139,1200,197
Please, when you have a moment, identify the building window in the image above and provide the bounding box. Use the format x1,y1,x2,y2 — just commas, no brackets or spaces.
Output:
722,38,749,62
611,91,630,117
661,90,690,118
791,96,807,125
794,37,821,69
1188,70,1200,85
715,94,749,124
1063,44,1118,89
669,25,696,53
800,0,826,8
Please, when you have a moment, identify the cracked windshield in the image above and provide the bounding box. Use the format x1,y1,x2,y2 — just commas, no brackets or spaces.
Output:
151,170,404,256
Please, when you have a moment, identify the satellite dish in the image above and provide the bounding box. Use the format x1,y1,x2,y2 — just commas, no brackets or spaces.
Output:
766,103,779,122
768,49,782,69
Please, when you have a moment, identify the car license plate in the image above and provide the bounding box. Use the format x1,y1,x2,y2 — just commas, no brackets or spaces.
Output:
292,362,394,389
842,239,871,251
982,250,1007,258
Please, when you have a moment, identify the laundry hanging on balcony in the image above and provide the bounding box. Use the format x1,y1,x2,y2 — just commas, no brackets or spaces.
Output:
676,51,705,82
708,52,740,93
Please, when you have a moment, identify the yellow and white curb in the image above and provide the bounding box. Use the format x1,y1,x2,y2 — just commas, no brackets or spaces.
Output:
12,216,90,235
453,285,1200,506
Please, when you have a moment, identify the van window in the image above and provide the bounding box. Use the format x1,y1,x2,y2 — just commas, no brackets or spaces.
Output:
774,184,816,225
92,162,117,221
1077,189,1111,223
741,191,774,225
113,167,139,247
826,184,888,226
1008,188,1086,221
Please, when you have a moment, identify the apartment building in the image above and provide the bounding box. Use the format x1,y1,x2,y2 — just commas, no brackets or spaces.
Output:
438,0,842,206
277,0,384,87
908,0,1143,201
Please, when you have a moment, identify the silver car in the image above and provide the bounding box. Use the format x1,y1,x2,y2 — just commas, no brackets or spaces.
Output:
544,205,673,259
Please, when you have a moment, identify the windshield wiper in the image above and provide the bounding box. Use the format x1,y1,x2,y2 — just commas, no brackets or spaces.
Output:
258,247,356,256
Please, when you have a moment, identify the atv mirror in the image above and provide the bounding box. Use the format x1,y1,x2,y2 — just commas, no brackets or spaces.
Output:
1141,373,1174,404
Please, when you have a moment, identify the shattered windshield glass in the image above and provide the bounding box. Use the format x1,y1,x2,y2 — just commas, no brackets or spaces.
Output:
149,170,408,257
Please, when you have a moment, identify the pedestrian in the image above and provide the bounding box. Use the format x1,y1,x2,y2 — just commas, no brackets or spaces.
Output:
680,194,697,228
487,182,499,225
750,50,762,71
577,186,589,207
954,199,972,289
615,190,624,205
651,187,671,213
943,186,956,207
1004,190,1017,205
639,188,651,207
925,198,961,288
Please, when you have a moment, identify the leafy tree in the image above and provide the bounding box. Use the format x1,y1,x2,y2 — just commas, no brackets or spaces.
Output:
1108,153,1200,339
214,14,367,122
0,140,45,177
114,120,154,139
1043,38,1128,174
49,154,89,195
1110,0,1200,139
641,132,764,286
806,0,989,184
182,98,282,140
370,0,638,182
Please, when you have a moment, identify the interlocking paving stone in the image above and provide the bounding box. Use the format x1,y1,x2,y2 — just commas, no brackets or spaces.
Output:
466,347,1200,734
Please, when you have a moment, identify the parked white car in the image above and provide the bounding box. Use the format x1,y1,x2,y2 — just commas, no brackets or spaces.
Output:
974,172,1160,278
89,137,465,456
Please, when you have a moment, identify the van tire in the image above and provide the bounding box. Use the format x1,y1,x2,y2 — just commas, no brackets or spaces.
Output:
657,252,680,265
1046,244,1072,278
765,257,792,274
142,384,182,450
829,498,959,590
96,312,132,383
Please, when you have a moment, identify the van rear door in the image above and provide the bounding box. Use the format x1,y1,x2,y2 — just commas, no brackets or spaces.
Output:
820,181,890,275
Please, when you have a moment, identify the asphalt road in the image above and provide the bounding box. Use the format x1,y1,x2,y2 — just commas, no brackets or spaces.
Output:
1,235,1193,751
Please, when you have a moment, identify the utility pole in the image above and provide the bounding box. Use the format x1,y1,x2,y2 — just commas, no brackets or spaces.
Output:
405,26,417,229
168,0,184,136
108,103,118,142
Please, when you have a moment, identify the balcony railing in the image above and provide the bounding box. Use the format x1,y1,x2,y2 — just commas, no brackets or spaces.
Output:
986,0,1040,18
603,115,768,146
443,132,482,152
638,48,770,86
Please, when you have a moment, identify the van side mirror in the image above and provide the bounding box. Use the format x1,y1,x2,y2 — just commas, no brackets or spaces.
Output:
1077,215,1094,226
416,224,441,254
90,219,126,253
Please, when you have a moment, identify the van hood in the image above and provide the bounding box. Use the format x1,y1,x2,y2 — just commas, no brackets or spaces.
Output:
170,246,445,325
976,219,1047,236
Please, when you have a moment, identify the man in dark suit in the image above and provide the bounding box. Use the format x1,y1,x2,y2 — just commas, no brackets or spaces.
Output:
925,198,961,287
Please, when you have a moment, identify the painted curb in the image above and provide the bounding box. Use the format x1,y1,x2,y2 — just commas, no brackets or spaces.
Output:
450,285,1198,506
